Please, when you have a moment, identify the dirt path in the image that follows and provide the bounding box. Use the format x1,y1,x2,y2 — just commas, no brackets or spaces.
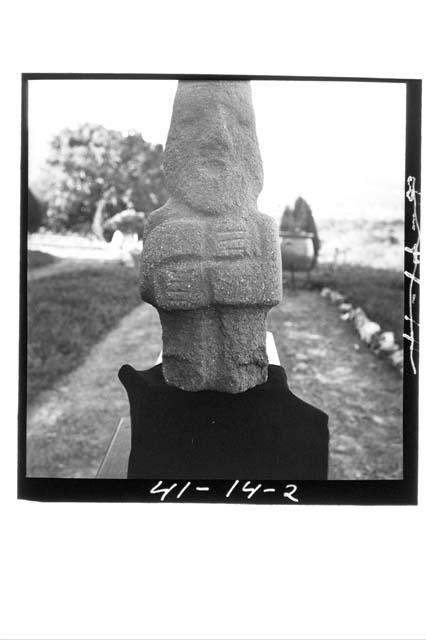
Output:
27,290,402,480
268,290,403,479
26,303,162,477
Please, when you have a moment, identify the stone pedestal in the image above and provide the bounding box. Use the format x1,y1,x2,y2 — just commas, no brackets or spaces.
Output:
119,363,329,480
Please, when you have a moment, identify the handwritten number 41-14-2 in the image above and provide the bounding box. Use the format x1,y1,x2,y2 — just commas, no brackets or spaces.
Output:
150,480,299,502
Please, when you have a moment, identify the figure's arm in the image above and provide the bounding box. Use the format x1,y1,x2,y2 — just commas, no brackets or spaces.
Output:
258,213,283,306
140,204,171,305
140,217,209,310
210,214,282,307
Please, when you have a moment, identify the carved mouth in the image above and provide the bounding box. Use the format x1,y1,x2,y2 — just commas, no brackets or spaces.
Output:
200,156,227,169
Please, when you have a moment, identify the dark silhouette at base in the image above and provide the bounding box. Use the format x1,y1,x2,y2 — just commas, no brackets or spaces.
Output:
119,363,329,480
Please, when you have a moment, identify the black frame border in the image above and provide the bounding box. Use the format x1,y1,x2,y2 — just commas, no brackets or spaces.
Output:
18,74,421,505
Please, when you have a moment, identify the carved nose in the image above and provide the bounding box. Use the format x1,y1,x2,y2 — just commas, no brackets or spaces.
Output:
217,116,233,148
199,126,233,157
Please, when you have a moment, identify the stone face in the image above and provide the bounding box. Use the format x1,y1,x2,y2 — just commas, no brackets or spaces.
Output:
140,81,282,393
163,81,263,215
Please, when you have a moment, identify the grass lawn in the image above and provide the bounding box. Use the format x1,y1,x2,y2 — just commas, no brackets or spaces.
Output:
309,263,404,339
28,250,58,270
27,263,141,403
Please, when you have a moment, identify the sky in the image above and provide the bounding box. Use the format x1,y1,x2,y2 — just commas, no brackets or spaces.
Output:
28,79,406,222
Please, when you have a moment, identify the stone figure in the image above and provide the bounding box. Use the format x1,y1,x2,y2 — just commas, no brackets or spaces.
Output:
139,81,282,393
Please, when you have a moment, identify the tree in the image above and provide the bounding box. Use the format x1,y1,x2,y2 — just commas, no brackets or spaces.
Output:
280,197,320,257
293,197,320,257
36,124,168,236
28,188,43,232
279,206,293,235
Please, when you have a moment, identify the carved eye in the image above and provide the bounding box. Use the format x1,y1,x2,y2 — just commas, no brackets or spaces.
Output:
198,139,230,155
237,116,250,128
179,115,196,126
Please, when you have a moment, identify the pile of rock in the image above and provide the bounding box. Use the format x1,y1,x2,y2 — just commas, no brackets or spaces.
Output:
320,287,403,375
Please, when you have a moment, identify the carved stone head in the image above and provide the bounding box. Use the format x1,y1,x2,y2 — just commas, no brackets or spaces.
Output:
164,81,264,215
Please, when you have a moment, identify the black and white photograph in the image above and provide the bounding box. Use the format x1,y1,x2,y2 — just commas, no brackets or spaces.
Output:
2,3,425,640
20,74,419,503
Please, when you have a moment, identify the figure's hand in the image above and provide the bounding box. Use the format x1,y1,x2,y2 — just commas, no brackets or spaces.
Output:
140,217,206,309
153,263,210,310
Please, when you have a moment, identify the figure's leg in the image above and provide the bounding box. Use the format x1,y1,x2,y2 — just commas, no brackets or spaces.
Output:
218,307,269,393
160,308,221,391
